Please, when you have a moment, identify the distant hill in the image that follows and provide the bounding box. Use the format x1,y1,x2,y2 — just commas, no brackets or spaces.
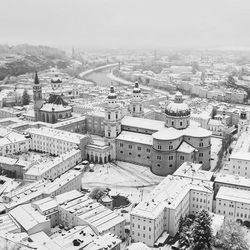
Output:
0,44,71,80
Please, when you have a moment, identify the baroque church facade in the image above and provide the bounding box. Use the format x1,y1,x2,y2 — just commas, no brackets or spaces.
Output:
33,72,72,124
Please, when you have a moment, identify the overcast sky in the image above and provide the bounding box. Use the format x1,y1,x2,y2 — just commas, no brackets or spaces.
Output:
0,0,250,50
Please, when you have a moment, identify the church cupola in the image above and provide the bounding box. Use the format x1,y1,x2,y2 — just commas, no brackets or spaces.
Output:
165,91,190,129
130,81,144,118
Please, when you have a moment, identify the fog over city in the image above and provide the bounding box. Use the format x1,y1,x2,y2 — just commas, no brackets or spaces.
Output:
1,0,250,49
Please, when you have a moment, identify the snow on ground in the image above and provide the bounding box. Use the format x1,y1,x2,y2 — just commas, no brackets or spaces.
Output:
82,161,164,204
210,137,222,171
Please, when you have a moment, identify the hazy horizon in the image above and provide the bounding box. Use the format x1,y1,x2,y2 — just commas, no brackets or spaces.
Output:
1,0,250,50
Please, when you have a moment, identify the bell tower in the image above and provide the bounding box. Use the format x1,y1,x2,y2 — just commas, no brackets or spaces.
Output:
130,81,144,117
104,86,122,159
33,72,43,122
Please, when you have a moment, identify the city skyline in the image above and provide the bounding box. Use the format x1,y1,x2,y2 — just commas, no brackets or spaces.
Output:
1,0,250,50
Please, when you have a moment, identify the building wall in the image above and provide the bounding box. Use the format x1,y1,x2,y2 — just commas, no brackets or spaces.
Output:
121,125,157,135
30,133,77,156
151,136,211,176
86,114,104,136
216,197,250,222
24,150,82,181
131,213,161,247
0,138,31,157
189,190,213,216
0,161,26,179
228,158,250,178
116,140,151,167
27,220,51,235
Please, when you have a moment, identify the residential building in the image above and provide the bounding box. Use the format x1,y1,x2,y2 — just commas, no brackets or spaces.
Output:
130,174,213,246
216,186,250,224
58,191,126,239
24,148,81,181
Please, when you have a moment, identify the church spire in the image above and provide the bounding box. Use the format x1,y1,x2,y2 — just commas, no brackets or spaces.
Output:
34,72,39,85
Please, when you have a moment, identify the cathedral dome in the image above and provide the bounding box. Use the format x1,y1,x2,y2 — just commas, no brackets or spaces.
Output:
165,92,190,117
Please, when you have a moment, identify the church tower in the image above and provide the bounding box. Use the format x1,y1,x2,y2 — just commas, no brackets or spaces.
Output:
130,81,144,117
238,110,248,136
104,86,122,159
33,72,43,122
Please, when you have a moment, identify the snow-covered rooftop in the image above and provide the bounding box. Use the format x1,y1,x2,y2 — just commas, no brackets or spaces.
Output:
173,162,213,181
131,175,213,219
230,131,250,161
215,173,250,188
153,125,212,140
121,116,165,132
177,141,196,154
60,192,125,234
216,186,250,204
9,204,48,232
116,131,153,145
28,127,86,144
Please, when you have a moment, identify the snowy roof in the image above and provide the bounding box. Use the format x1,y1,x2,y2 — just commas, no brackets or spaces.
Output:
60,194,125,234
116,131,153,145
32,197,58,213
131,175,213,219
121,116,165,132
230,131,250,161
215,173,250,188
9,204,48,232
127,242,151,250
0,214,21,233
208,119,224,126
40,103,72,112
51,225,121,250
216,186,250,204
152,125,212,141
173,162,213,181
25,149,80,177
177,141,196,154
28,127,86,144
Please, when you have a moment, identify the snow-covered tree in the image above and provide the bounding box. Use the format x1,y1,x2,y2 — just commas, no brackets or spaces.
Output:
191,209,212,250
178,215,193,248
89,187,107,201
216,218,249,250
22,89,30,105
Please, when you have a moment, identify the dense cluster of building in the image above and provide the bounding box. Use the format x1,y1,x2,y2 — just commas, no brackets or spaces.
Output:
130,161,250,247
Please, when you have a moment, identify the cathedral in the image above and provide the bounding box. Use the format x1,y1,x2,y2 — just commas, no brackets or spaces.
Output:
101,82,212,176
33,72,72,124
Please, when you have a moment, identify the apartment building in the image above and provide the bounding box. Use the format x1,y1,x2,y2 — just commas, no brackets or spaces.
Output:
28,127,90,158
0,127,31,156
58,191,126,239
228,130,250,178
130,174,213,247
214,173,250,196
216,186,250,224
3,170,82,211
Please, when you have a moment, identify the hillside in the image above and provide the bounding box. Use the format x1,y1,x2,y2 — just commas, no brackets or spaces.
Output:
0,44,70,80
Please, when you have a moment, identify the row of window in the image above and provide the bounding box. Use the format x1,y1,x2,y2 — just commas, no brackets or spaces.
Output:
119,151,150,159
